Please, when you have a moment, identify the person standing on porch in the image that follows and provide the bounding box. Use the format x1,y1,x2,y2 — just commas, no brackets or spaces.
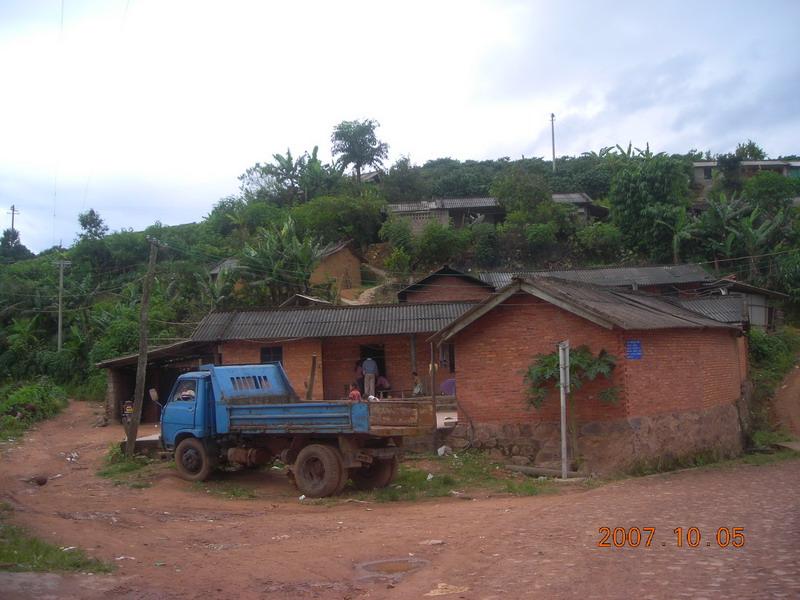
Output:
362,356,378,398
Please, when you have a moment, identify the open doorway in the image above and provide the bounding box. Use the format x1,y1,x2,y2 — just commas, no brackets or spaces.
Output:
359,344,386,376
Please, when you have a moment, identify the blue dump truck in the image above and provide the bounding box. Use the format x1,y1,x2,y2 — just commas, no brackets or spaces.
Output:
158,364,434,497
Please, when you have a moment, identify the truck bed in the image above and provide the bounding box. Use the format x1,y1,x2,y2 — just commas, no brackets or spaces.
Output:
225,400,434,437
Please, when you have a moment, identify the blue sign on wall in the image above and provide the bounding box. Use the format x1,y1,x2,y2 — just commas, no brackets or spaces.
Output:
625,340,643,360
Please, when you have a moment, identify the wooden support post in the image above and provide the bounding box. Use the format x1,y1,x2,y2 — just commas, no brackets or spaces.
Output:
306,354,317,401
125,240,159,457
410,333,417,374
430,342,438,451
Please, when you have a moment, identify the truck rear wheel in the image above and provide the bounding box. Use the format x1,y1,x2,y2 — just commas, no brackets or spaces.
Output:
175,438,214,482
351,456,398,490
293,444,344,498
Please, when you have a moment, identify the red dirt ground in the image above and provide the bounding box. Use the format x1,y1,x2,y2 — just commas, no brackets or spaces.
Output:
1,401,799,599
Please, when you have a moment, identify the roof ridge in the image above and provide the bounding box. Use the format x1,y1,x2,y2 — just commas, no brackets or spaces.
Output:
206,300,480,316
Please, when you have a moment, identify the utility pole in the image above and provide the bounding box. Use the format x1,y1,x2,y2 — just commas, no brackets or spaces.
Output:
125,238,160,457
8,205,19,234
557,340,570,480
550,113,556,173
55,260,71,351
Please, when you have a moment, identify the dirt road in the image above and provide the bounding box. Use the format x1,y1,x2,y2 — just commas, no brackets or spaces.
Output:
1,401,799,599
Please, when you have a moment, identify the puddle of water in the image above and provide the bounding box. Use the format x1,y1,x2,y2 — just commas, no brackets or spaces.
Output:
355,557,429,582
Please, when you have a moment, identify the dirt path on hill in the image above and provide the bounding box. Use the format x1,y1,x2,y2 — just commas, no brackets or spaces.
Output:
1,401,799,599
773,364,800,437
349,265,395,305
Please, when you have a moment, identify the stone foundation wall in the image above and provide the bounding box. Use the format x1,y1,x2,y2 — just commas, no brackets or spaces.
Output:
444,401,744,474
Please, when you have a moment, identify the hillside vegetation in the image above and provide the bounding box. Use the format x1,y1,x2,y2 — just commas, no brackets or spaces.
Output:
2,121,799,394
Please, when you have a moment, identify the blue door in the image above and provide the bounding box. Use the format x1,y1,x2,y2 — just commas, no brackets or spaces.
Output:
161,379,198,447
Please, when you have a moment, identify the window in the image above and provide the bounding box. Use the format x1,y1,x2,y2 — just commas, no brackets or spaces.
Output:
260,346,283,365
703,166,713,180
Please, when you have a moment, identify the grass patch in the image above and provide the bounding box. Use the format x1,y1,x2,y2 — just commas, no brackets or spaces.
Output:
732,449,800,467
751,429,792,447
346,450,554,503
0,504,112,573
191,481,259,500
96,444,156,488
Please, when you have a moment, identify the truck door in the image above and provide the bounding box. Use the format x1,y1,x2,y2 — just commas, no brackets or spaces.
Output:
161,379,197,443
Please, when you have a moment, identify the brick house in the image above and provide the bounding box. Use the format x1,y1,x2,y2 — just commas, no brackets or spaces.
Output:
429,276,748,473
99,303,475,421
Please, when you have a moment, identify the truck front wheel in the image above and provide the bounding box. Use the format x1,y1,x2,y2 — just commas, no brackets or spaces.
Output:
175,438,214,482
293,444,344,498
351,456,398,490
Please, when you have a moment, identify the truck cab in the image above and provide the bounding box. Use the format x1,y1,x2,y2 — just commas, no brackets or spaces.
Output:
160,371,212,451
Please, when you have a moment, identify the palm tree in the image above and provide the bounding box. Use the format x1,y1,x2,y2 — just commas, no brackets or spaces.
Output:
330,119,389,182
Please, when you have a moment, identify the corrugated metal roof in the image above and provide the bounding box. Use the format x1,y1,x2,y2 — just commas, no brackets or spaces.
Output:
431,277,736,343
676,296,746,323
318,240,354,259
387,197,500,213
387,201,439,213
519,277,733,330
477,264,714,289
192,302,477,342
96,340,204,368
552,192,593,205
437,197,500,209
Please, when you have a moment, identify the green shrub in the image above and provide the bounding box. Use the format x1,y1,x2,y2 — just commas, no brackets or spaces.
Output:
412,222,468,268
747,327,800,438
379,217,413,252
524,222,558,252
384,247,412,278
576,222,623,262
0,379,68,429
470,223,499,267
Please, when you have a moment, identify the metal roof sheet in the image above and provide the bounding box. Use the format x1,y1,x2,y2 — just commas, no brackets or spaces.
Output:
437,197,500,209
676,296,746,323
519,277,733,330
387,197,500,213
191,302,477,342
552,192,593,205
477,264,714,289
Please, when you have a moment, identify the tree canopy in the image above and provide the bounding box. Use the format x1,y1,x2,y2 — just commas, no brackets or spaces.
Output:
330,119,389,182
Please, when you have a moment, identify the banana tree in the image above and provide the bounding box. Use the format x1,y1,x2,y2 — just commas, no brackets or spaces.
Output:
655,209,699,264
727,207,788,280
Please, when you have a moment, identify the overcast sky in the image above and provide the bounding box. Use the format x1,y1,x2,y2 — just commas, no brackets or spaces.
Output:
1,0,798,252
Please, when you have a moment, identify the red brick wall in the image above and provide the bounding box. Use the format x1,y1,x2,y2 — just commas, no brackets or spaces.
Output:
453,293,628,425
452,291,744,427
321,334,432,400
403,275,493,303
623,328,743,416
220,339,325,400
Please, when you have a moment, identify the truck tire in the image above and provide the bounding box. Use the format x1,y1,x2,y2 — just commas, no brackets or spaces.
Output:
350,456,398,490
175,438,214,482
293,444,344,498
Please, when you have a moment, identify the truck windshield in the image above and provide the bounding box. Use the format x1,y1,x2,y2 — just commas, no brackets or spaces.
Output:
173,380,197,402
